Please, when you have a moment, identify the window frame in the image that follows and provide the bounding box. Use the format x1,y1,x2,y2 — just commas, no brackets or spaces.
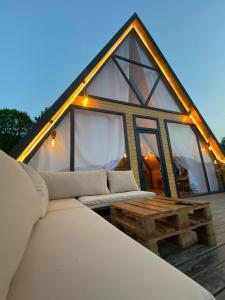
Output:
86,30,185,115
26,105,131,172
165,119,223,197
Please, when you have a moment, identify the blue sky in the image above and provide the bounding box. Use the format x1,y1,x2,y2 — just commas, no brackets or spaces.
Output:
0,0,225,140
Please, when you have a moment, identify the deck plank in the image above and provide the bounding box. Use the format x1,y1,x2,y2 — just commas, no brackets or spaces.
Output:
163,192,225,296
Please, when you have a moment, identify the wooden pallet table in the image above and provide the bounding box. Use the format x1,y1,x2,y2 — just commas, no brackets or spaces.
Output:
111,196,216,255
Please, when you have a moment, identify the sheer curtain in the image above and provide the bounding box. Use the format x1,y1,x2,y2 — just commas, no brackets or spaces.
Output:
116,33,153,67
200,141,219,192
74,109,125,171
140,133,159,158
28,113,70,171
87,58,140,105
168,123,207,193
149,79,181,112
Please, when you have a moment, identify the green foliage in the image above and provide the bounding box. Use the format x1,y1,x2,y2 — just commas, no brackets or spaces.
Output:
221,137,225,153
0,109,34,154
34,107,48,122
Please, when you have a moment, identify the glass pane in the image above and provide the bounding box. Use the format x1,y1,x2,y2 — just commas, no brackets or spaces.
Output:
136,118,157,129
116,58,159,102
148,79,181,112
87,59,140,105
116,33,154,67
200,141,220,192
139,132,165,195
74,109,127,171
167,123,208,195
28,112,70,171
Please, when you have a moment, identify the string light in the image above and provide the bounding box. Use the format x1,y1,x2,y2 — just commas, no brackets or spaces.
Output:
82,96,89,106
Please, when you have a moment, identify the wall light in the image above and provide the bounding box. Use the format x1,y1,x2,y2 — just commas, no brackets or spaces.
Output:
51,128,56,148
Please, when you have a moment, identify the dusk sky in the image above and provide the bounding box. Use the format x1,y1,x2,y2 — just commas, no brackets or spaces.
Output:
0,0,225,141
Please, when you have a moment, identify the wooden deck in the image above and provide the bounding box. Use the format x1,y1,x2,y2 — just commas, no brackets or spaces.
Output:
158,193,225,299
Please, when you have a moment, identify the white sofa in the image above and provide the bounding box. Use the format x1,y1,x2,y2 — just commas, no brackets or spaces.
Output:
0,150,215,300
39,169,156,209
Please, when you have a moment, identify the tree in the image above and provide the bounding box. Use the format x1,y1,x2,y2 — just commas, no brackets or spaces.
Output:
0,109,34,154
221,137,225,153
34,107,48,122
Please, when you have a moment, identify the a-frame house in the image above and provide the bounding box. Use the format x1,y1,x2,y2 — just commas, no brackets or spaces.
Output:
11,13,225,198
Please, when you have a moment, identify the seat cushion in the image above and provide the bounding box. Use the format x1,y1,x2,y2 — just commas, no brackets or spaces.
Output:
47,198,85,212
78,191,156,209
40,169,109,200
0,150,41,300
7,205,214,300
107,170,139,193
20,163,49,217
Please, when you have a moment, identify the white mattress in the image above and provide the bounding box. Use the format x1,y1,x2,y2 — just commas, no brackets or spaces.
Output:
7,199,214,300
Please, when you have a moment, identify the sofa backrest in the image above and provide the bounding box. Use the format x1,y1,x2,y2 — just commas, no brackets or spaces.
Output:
39,169,109,200
0,151,41,300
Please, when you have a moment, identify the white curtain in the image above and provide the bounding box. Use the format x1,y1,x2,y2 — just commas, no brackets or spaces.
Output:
87,59,130,103
117,59,158,102
74,109,125,171
140,133,159,158
149,79,181,112
28,113,70,171
200,141,219,192
116,33,153,67
168,123,207,193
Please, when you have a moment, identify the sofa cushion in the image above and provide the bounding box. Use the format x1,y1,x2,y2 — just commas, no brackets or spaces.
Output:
108,170,139,193
47,198,85,212
6,204,214,300
20,163,49,218
79,191,156,209
39,169,109,200
0,150,41,300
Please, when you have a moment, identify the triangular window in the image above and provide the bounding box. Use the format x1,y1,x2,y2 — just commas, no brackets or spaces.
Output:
148,79,181,112
87,59,140,105
116,33,154,67
115,57,159,103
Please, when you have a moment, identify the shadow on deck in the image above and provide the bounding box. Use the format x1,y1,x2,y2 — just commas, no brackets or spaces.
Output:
159,193,225,299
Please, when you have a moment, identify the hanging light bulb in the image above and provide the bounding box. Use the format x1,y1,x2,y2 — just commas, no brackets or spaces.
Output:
123,153,127,159
51,128,56,148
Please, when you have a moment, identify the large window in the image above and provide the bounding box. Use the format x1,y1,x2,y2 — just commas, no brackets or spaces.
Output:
167,123,208,195
28,108,128,172
87,31,182,113
200,140,220,192
73,109,127,171
167,122,223,196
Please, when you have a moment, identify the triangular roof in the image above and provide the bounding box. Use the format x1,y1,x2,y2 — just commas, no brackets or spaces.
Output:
11,13,225,163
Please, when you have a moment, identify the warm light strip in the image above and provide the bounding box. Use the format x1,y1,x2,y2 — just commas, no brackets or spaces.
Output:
17,20,225,164
17,25,134,162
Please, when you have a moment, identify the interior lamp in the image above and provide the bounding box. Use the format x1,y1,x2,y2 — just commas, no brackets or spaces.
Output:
51,128,56,148
123,153,127,159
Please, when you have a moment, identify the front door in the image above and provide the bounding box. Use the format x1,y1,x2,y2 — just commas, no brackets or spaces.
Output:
136,130,170,196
